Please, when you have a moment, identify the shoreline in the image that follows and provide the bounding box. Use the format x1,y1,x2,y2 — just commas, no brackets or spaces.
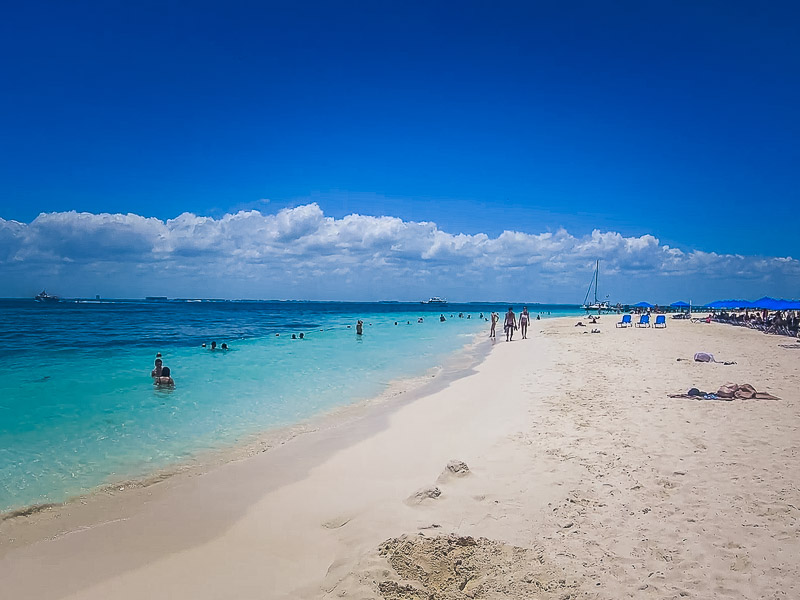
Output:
1,305,503,517
0,327,492,539
2,316,796,599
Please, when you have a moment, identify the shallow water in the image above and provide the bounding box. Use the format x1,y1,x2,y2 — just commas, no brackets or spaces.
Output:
0,299,580,512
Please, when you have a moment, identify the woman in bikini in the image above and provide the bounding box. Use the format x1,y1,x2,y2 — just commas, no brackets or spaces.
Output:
519,306,530,339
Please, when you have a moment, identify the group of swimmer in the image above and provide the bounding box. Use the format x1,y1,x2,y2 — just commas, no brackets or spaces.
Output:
201,341,229,350
150,309,537,386
489,306,539,341
151,341,233,387
151,354,174,387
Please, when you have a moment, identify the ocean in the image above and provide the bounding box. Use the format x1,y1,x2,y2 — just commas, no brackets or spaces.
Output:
0,299,580,513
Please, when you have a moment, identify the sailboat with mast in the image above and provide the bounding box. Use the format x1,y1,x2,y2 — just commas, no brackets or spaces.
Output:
582,260,609,312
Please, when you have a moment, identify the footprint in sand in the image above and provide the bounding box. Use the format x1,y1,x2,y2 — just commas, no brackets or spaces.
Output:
322,516,352,529
405,486,442,505
437,459,471,483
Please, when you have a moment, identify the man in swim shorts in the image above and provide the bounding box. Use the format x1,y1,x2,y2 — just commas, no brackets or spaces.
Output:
504,307,517,342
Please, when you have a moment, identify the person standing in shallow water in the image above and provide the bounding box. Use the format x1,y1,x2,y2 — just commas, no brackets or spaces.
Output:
151,358,163,378
356,320,363,335
519,306,530,339
490,312,498,338
154,366,174,387
504,307,517,342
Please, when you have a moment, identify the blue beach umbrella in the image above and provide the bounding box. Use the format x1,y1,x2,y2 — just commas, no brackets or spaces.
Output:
731,300,752,308
732,299,754,308
783,299,800,310
670,301,690,308
708,299,751,309
750,297,776,309
770,298,800,310
633,301,653,308
748,297,780,309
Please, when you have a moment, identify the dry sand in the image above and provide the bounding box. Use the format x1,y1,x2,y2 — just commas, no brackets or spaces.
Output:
1,316,798,599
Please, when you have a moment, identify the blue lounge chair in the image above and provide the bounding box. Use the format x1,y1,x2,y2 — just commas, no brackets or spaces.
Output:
654,315,666,328
635,314,650,328
616,314,632,328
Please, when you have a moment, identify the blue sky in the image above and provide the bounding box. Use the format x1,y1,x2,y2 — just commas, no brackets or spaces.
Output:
1,1,798,302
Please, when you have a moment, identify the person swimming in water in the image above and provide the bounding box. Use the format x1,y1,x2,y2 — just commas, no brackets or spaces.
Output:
154,366,175,387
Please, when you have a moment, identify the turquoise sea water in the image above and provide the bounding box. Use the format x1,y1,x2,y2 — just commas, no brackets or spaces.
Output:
0,300,580,513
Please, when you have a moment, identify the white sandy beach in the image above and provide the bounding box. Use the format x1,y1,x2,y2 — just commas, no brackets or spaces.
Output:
1,316,798,599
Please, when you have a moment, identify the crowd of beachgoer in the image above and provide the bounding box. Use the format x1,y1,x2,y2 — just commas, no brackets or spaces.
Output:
488,306,541,341
151,341,233,387
151,354,174,387
711,309,800,338
148,309,548,386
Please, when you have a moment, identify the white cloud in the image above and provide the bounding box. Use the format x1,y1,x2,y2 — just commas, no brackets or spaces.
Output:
1,204,798,302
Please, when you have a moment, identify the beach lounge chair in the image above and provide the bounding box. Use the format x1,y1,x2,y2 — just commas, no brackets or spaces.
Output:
654,315,666,328
616,314,632,328
635,314,650,328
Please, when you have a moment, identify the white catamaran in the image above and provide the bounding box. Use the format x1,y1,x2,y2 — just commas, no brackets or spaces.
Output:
582,260,609,312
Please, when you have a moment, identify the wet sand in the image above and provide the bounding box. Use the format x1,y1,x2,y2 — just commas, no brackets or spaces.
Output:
1,316,798,599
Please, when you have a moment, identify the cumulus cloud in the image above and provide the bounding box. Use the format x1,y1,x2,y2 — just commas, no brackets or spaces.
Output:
1,204,798,302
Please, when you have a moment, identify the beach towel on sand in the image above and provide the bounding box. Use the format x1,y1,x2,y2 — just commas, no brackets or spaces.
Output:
692,352,736,365
669,383,779,401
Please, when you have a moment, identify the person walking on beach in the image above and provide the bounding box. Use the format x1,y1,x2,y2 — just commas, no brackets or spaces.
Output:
490,312,498,338
519,306,530,339
504,307,517,342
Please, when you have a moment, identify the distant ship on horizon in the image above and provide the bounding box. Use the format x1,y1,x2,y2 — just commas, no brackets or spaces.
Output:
422,297,448,304
582,260,610,312
34,290,60,303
